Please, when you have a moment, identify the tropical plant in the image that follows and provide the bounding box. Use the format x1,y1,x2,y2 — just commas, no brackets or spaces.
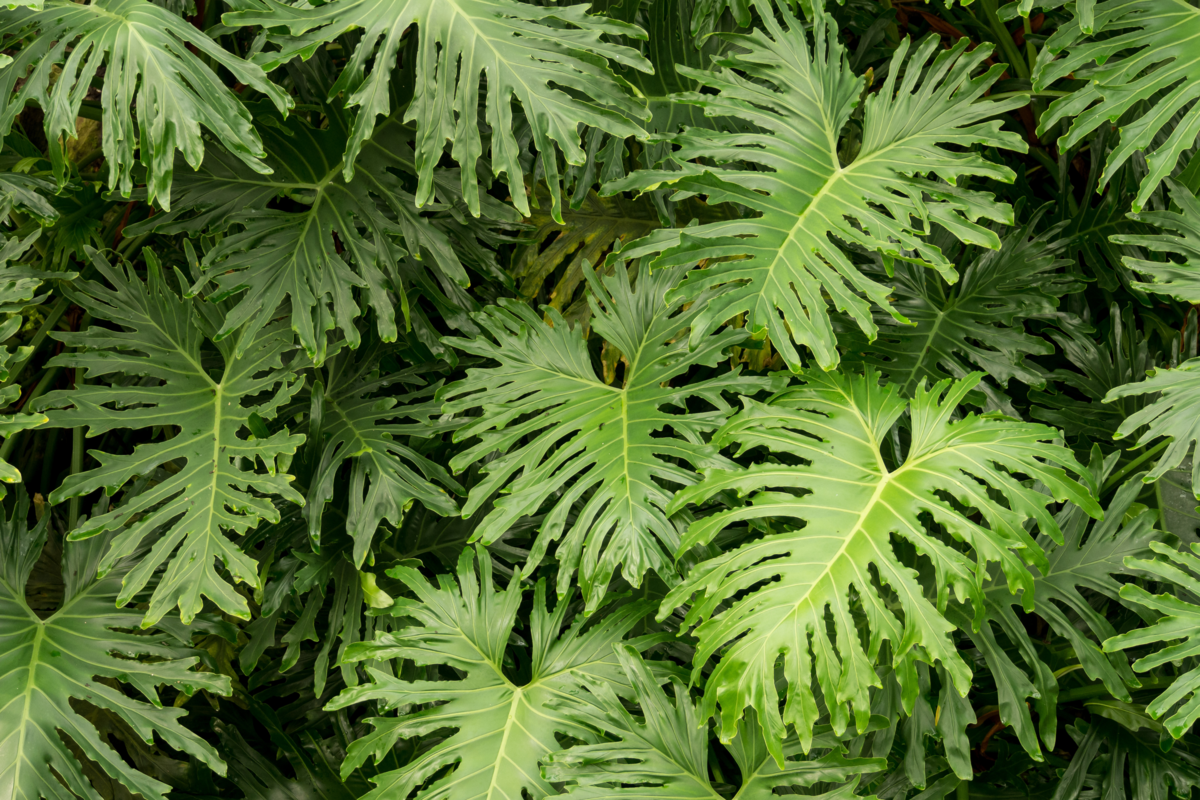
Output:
8,0,1200,796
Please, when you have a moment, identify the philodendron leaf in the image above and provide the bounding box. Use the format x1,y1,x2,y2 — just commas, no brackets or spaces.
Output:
1106,359,1200,496
1105,541,1200,739
224,0,652,221
545,645,886,800
1034,0,1200,212
0,0,291,207
609,0,1027,370
325,546,659,800
664,369,1099,764
0,491,231,800
1111,179,1200,303
441,262,781,611
34,249,306,626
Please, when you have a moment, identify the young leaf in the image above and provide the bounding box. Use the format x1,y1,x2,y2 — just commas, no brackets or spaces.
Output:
0,0,291,207
224,0,652,221
609,0,1027,370
0,492,231,800
441,263,780,611
663,369,1099,763
325,546,658,800
34,249,306,626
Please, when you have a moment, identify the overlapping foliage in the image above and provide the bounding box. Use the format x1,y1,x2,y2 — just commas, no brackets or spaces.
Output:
6,0,1200,797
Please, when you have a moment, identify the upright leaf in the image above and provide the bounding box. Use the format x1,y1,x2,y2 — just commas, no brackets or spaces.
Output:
34,250,306,626
610,0,1027,369
442,263,780,611
0,492,231,800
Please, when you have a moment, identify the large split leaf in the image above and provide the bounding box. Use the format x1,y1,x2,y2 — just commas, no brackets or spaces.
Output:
1111,179,1200,303
1034,0,1200,212
325,547,658,800
545,646,885,798
34,249,306,626
305,340,462,567
441,263,779,611
945,447,1158,761
224,0,652,221
1105,358,1200,495
662,369,1099,763
610,0,1027,370
137,107,517,362
0,492,231,800
1105,541,1200,739
840,213,1080,415
0,0,290,207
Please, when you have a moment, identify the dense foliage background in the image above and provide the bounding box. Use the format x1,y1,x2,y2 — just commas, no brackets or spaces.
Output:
7,0,1200,797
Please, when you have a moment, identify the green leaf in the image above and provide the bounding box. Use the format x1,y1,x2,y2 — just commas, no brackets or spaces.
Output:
0,491,231,800
0,0,291,207
136,107,516,363
1105,541,1200,739
609,0,1027,369
1105,358,1200,496
839,212,1080,415
325,546,658,800
1034,0,1200,212
306,341,462,567
224,0,652,222
33,249,306,626
662,369,1099,764
441,262,780,611
946,447,1159,760
1051,717,1200,800
1112,179,1200,303
545,645,886,800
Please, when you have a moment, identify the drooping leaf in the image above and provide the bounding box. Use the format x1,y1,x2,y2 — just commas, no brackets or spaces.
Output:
441,262,780,611
33,249,306,626
662,369,1099,764
0,0,291,207
609,0,1027,369
0,491,231,800
224,0,652,221
325,546,659,800
1034,0,1200,212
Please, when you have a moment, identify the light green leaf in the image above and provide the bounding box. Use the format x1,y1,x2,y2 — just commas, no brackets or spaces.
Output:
1113,179,1200,303
0,0,291,207
326,546,658,800
1105,358,1200,495
609,0,1027,370
0,491,231,800
662,369,1099,764
34,249,306,626
441,262,781,611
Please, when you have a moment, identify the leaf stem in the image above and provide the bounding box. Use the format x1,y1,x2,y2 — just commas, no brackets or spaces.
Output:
979,0,1030,83
1102,440,1170,492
